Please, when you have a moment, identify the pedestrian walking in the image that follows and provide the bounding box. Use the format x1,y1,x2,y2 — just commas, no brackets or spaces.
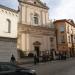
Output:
34,54,37,65
10,54,16,64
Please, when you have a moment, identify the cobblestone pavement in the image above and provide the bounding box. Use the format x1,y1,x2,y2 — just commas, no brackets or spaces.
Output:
20,58,75,75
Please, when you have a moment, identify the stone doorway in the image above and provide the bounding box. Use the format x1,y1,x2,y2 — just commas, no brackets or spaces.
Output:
34,46,40,56
33,41,41,57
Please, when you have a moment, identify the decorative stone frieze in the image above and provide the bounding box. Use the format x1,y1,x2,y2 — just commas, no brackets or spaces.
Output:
18,24,55,35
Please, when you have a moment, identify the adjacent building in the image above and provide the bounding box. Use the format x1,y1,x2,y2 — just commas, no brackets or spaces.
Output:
17,0,57,58
54,19,75,57
0,5,19,62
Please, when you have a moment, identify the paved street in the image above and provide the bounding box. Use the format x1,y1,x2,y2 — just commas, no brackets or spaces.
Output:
20,58,75,75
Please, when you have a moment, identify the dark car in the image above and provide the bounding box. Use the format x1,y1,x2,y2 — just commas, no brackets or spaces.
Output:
0,62,36,75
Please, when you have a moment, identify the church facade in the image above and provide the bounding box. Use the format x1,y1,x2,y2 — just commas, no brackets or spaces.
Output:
17,0,57,57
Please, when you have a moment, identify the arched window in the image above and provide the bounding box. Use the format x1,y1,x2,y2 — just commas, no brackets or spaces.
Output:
34,13,39,24
6,19,11,33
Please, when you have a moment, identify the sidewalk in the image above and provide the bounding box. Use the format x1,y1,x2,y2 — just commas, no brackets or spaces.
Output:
18,57,75,68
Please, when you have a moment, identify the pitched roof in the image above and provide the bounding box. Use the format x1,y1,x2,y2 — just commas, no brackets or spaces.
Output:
53,19,75,27
37,0,49,9
18,0,49,9
0,4,18,13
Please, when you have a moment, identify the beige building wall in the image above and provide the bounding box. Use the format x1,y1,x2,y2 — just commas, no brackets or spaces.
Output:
54,19,75,57
18,32,57,55
18,0,56,57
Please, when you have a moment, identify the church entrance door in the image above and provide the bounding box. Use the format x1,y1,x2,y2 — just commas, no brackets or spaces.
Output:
34,46,40,57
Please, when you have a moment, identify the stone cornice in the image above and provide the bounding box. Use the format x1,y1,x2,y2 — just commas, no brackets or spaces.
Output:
18,24,55,36
18,23,55,31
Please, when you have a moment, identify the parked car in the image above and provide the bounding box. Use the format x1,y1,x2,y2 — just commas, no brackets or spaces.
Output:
0,62,36,75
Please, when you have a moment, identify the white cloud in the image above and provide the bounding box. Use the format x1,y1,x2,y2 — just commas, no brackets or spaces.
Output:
41,0,75,21
50,0,75,20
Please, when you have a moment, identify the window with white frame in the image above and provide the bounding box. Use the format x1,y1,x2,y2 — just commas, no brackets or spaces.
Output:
30,13,39,25
33,13,39,25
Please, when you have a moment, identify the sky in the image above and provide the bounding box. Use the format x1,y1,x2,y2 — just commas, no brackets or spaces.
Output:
0,0,75,21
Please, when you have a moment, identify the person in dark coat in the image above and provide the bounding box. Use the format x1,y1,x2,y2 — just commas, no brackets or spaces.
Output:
34,54,37,65
10,54,16,64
